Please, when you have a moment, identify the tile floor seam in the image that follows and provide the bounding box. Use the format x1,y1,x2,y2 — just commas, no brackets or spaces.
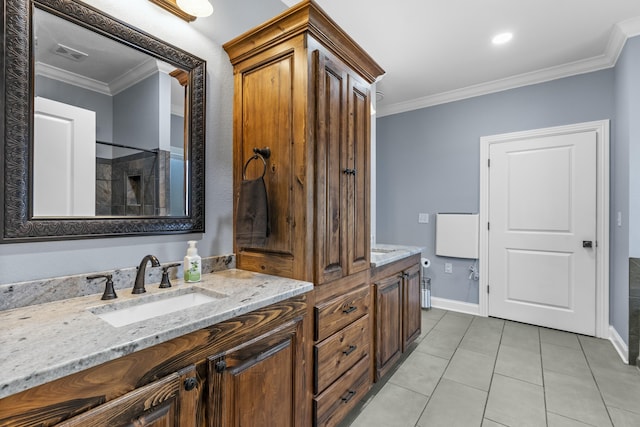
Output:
577,334,616,427
606,403,640,416
412,312,477,427
483,415,509,426
546,410,600,427
537,326,550,426
479,317,505,424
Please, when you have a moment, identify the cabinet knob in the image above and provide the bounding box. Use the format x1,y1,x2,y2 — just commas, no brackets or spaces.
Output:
215,360,227,373
183,377,197,391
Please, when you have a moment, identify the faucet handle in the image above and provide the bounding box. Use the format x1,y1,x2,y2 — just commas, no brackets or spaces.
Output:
87,274,117,300
159,263,181,288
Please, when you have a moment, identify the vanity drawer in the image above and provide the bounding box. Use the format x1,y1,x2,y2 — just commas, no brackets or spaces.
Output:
314,285,370,342
313,354,370,427
314,314,369,394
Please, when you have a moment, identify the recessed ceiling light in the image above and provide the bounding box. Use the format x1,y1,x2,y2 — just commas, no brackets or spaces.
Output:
492,32,513,45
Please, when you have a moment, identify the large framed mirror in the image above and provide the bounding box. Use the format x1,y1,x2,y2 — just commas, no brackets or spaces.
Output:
1,0,206,242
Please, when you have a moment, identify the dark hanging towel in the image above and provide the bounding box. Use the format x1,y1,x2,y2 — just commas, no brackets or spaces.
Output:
236,154,270,247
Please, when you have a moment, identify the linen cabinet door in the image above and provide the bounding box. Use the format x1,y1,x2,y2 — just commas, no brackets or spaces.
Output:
315,49,349,285
232,37,309,280
345,74,371,276
207,318,306,427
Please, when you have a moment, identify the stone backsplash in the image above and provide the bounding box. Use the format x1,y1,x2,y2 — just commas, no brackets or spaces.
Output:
0,254,235,312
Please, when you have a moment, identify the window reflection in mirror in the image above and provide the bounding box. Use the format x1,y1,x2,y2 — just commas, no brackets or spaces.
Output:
33,7,187,217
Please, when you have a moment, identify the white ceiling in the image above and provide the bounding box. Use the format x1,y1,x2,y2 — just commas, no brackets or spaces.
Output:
36,0,640,118
197,0,640,117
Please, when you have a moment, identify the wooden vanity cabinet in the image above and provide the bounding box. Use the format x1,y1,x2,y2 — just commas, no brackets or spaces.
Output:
312,272,372,427
207,317,305,427
371,254,422,381
55,365,199,427
0,295,309,427
373,273,403,380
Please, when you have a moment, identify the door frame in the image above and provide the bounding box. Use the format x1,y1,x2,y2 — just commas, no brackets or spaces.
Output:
478,120,610,338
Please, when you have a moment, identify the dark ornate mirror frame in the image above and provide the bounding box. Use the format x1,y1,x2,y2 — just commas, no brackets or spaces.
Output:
0,0,206,242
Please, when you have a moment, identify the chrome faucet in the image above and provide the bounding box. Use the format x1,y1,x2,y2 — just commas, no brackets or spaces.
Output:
132,254,160,294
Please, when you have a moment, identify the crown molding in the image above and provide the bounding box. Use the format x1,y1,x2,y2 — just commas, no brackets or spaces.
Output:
378,20,640,118
35,59,169,97
109,59,162,95
35,61,112,95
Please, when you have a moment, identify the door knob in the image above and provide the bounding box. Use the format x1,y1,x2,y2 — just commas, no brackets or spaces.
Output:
583,240,593,248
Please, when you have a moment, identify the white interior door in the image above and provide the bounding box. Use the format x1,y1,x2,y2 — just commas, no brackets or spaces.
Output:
33,97,96,216
488,131,597,335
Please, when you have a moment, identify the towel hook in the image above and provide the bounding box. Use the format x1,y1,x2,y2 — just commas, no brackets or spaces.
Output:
253,147,271,159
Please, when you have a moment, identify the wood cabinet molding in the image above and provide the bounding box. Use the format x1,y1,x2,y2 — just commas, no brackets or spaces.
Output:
223,0,384,83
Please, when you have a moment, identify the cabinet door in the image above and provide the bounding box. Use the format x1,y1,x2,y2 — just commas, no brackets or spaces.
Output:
315,49,371,284
315,50,348,284
208,318,305,427
57,366,199,427
345,75,371,276
402,264,422,351
232,37,310,281
374,275,402,381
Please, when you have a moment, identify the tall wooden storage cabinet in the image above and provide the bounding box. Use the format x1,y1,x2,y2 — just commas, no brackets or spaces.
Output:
223,0,383,285
224,2,384,425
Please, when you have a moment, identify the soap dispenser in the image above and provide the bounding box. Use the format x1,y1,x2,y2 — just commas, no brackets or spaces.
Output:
184,240,202,282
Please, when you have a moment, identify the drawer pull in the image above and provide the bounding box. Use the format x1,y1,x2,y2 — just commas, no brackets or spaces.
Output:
341,390,356,403
343,345,357,356
342,305,357,314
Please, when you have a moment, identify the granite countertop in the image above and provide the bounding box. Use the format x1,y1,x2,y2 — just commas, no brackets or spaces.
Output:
370,243,425,268
0,269,313,399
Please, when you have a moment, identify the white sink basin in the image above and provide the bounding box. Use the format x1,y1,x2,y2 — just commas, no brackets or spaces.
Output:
90,288,226,327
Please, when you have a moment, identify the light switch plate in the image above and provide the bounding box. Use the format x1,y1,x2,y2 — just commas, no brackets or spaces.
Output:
444,263,452,274
418,213,429,224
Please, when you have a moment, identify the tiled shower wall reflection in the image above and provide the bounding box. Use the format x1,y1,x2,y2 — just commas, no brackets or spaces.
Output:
96,150,170,216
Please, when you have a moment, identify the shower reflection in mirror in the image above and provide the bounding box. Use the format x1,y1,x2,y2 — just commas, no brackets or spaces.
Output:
32,7,188,218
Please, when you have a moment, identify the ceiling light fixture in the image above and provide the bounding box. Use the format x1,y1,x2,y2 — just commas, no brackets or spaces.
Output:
176,0,213,17
149,0,213,21
492,32,513,45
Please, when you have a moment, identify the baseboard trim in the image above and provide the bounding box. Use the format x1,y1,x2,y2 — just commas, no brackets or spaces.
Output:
609,325,629,364
430,297,480,316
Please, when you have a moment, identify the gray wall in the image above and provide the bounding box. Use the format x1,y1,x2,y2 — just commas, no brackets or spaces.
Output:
114,73,161,151
377,69,616,304
613,36,640,346
35,75,114,142
620,37,640,258
0,0,234,284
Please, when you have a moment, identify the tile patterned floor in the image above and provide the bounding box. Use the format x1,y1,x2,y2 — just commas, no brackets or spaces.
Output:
342,308,640,427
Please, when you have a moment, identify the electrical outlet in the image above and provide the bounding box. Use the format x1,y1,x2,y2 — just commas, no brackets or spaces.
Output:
418,213,429,224
444,263,452,274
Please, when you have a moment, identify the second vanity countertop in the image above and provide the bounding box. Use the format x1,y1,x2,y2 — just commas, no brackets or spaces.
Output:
0,269,313,399
370,243,424,268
